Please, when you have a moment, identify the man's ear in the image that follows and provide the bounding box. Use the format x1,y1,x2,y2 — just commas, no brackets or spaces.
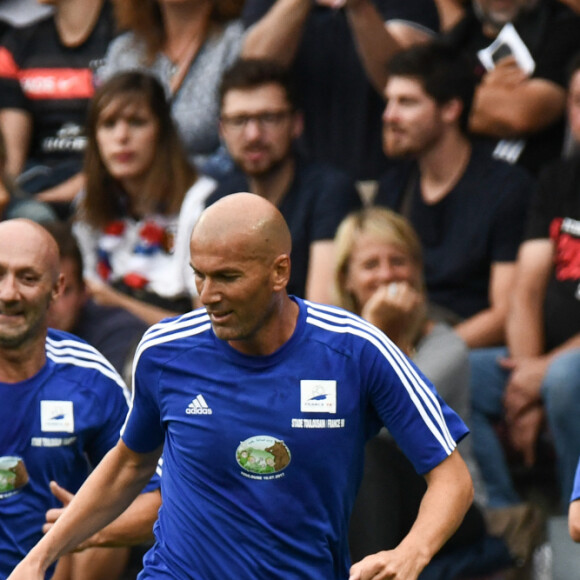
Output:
272,254,291,292
51,273,65,303
292,111,304,140
441,98,464,125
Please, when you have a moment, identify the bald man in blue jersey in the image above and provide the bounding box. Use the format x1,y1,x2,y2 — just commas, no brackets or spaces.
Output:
10,194,473,580
0,219,160,580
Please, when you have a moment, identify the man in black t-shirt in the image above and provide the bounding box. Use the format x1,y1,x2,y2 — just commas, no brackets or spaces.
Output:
374,43,534,349
470,58,580,517
207,59,362,302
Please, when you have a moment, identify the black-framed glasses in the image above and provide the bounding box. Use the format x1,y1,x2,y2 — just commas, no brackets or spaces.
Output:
220,110,292,131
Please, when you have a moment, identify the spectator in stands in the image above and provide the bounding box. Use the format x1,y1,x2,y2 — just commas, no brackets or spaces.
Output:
341,0,580,176
240,0,439,181
73,71,215,326
99,0,293,179
205,59,362,302
0,0,116,217
45,221,147,382
470,53,580,523
333,206,512,577
374,42,534,348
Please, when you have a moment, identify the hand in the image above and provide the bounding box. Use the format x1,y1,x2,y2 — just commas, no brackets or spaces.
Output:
43,481,73,535
349,548,427,579
506,403,544,467
361,282,426,353
315,0,347,8
501,356,548,422
482,56,528,89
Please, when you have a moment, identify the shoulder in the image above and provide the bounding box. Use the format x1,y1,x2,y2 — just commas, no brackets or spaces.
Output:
183,175,218,205
302,300,396,358
46,329,127,391
100,31,146,76
0,15,51,57
134,308,213,366
467,145,535,191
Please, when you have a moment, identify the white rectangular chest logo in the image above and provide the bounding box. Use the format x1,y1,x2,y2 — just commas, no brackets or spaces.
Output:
300,380,337,414
41,401,74,433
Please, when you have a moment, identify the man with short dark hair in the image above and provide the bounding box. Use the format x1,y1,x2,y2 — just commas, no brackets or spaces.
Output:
207,58,362,303
10,193,473,580
374,42,534,348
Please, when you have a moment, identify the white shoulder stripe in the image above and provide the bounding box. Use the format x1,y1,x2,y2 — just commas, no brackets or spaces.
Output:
46,340,118,374
141,309,210,345
305,308,456,454
46,351,129,401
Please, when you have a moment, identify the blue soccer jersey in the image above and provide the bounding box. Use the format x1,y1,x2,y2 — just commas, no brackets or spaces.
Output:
0,329,131,579
122,298,468,579
572,457,580,503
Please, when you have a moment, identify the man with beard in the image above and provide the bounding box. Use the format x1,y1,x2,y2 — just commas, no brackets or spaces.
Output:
0,219,160,579
205,58,362,303
374,43,535,349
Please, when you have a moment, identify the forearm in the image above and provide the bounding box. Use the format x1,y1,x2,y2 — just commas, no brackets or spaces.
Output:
454,307,506,348
0,108,32,176
14,442,160,576
85,489,160,548
101,286,179,326
470,81,566,138
399,451,473,563
242,0,312,66
570,500,580,542
345,0,397,94
35,172,84,204
506,289,545,358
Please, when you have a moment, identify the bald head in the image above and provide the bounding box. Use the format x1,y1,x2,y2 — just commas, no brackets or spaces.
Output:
0,219,60,283
193,193,292,261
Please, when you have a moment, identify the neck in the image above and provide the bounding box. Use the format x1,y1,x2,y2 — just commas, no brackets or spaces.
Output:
248,157,295,208
0,338,47,383
119,176,149,217
229,294,299,357
55,0,104,47
417,131,472,204
161,1,213,56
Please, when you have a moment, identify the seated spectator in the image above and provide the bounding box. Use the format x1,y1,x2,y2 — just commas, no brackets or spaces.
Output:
205,58,362,302
374,42,534,348
73,71,216,326
470,56,580,527
241,0,439,180
98,0,287,179
332,207,512,577
0,0,116,217
341,0,580,176
45,221,147,382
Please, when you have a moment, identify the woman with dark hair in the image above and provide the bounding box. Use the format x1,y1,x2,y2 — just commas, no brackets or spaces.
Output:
98,0,274,176
73,71,215,325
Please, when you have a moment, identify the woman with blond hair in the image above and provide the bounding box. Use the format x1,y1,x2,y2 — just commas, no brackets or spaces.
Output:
73,71,215,325
334,207,508,575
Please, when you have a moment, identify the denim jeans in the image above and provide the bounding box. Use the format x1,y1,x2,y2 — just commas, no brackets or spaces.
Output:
470,347,580,511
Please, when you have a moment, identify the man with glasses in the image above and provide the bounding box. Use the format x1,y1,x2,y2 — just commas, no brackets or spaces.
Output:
207,58,362,303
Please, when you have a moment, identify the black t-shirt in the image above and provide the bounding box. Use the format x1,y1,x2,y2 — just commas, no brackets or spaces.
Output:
0,2,115,167
206,159,362,298
443,0,580,175
242,0,440,180
375,144,534,319
525,156,580,351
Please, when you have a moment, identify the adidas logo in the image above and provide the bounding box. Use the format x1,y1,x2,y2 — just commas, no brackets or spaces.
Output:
186,394,213,415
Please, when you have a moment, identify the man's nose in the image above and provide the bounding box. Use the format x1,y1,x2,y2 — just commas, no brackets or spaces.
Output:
0,275,19,301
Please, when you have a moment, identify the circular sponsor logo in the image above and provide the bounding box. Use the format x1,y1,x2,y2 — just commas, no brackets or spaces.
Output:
0,456,29,499
236,436,291,475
